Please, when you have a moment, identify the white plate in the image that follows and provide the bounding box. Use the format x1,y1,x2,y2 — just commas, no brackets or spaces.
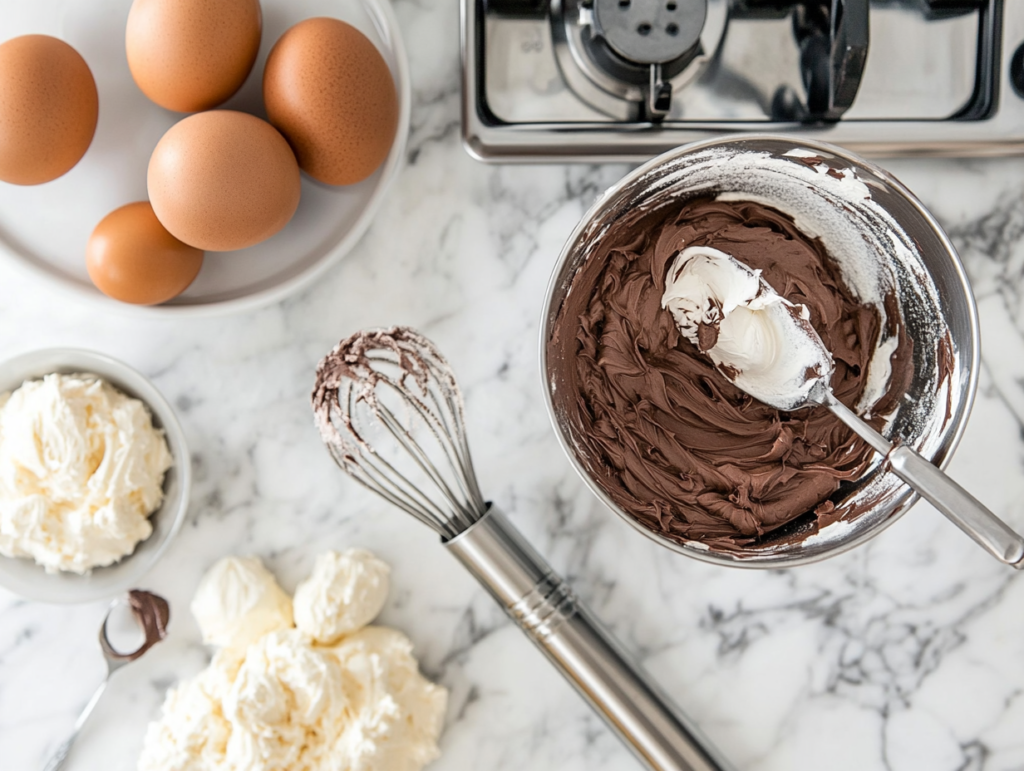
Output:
0,0,411,316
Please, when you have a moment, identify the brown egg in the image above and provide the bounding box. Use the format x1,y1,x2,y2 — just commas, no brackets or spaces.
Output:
0,35,98,186
126,0,262,113
148,110,301,251
263,18,398,186
87,202,203,305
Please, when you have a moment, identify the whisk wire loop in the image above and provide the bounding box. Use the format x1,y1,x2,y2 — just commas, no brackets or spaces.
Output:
373,401,477,530
313,327,487,538
341,383,465,532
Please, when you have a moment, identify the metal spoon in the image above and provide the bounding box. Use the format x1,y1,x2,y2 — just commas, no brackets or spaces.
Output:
42,590,170,771
663,245,1023,568
772,363,1024,568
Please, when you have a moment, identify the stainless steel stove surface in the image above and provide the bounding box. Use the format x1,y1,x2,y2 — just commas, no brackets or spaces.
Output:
462,0,1024,161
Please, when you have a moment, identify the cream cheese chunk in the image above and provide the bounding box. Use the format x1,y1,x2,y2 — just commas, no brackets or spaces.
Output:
139,551,447,771
294,548,391,644
190,556,295,649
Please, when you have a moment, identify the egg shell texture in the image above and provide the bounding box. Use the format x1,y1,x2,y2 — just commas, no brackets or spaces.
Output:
0,35,98,186
126,0,262,113
263,17,398,186
87,201,204,305
147,110,301,252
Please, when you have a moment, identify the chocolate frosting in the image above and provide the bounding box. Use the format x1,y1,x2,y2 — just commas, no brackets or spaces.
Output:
100,589,170,662
550,198,912,550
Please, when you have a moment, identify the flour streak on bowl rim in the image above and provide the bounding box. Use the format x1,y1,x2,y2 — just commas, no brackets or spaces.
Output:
540,134,981,569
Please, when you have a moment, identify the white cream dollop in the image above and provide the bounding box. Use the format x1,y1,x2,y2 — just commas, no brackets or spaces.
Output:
0,373,172,574
661,246,833,410
332,626,448,771
294,549,391,644
139,552,447,771
222,629,345,771
137,655,237,771
190,556,294,649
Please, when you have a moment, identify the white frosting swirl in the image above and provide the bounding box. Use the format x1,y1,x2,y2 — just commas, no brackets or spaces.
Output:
661,246,833,410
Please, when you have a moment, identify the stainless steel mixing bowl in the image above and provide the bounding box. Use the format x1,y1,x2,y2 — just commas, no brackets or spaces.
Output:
541,136,980,568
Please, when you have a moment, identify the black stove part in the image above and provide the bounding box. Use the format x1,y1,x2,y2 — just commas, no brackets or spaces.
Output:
733,0,868,121
729,0,798,17
920,0,985,11
650,65,674,114
966,0,1002,120
484,0,549,18
802,0,869,119
591,0,707,64
1011,41,1024,100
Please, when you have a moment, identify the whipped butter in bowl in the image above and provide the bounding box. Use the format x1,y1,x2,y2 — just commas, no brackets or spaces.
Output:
0,349,190,603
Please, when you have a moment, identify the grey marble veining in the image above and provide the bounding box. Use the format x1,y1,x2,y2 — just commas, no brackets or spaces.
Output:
4,0,1024,768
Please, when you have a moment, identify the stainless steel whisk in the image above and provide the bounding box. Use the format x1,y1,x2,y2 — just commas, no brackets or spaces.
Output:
313,327,732,771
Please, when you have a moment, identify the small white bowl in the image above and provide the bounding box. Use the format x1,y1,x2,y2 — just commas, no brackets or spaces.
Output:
0,349,190,603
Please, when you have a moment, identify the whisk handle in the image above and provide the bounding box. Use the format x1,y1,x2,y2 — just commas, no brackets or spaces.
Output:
445,506,733,771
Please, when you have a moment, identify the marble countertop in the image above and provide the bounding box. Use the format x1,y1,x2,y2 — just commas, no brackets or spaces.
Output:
5,1,1024,769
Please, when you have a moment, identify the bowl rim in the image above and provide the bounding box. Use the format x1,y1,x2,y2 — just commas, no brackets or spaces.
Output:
539,134,982,569
0,347,192,602
0,0,413,319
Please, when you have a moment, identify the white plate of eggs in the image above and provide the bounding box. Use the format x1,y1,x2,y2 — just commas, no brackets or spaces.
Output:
0,0,410,315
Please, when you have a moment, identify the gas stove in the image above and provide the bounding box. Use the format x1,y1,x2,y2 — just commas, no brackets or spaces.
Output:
462,0,1024,161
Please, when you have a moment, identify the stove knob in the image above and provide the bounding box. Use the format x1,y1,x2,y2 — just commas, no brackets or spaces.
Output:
592,0,707,66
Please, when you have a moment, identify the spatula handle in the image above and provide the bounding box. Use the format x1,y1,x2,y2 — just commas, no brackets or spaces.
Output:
828,398,1024,568
887,444,1024,566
